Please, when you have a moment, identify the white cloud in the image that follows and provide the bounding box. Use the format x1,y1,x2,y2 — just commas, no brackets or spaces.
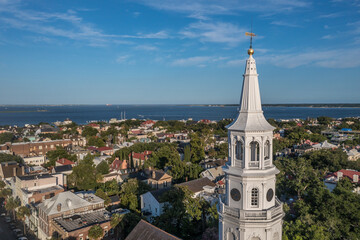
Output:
171,55,227,67
318,12,343,18
258,48,360,68
0,5,169,46
271,21,301,28
135,0,310,19
321,34,334,39
116,55,130,63
134,44,158,51
172,56,211,66
180,21,246,46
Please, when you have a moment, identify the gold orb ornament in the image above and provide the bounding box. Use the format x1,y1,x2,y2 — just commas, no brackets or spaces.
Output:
248,48,254,55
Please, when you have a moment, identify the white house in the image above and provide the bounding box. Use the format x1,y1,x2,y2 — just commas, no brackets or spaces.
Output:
200,167,224,181
140,188,170,220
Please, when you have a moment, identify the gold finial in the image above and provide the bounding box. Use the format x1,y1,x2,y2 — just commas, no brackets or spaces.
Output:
245,32,256,55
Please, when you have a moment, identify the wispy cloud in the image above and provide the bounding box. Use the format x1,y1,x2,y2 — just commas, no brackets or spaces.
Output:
116,55,131,63
318,12,343,18
135,0,310,19
271,21,301,28
321,34,334,39
180,21,246,46
0,5,169,46
258,48,360,68
171,55,227,67
134,44,158,51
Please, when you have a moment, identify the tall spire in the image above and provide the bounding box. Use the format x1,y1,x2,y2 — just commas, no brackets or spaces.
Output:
227,32,274,131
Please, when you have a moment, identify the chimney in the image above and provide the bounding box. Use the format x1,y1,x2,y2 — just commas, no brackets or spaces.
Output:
337,171,343,180
354,174,359,183
185,176,188,182
149,166,152,171
152,170,156,179
57,203,62,212
21,166,25,175
13,167,17,176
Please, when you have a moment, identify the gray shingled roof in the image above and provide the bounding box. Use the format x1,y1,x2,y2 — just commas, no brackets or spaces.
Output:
177,177,216,194
125,220,181,240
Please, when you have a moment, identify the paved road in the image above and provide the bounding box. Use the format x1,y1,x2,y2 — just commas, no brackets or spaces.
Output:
0,213,17,240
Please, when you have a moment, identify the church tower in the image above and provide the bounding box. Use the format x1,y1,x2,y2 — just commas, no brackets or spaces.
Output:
218,34,284,240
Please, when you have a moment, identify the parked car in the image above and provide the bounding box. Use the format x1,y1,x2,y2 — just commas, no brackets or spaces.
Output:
13,228,22,233
0,213,6,217
16,232,24,238
5,217,11,223
10,223,16,229
18,237,28,240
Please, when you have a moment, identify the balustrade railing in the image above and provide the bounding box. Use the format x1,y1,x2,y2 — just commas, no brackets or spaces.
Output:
219,196,283,220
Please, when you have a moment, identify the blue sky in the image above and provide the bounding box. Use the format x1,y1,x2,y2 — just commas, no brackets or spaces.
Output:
0,0,359,104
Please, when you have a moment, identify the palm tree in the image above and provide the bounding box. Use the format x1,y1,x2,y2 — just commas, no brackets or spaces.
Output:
88,225,104,240
5,197,20,220
111,213,125,239
17,206,31,235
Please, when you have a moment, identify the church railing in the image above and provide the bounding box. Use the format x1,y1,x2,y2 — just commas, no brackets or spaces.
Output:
264,159,271,167
219,196,283,221
249,161,259,168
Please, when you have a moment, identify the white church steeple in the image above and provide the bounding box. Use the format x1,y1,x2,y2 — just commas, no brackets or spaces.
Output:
218,33,284,240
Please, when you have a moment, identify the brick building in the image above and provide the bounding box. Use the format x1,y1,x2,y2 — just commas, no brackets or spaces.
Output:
37,191,108,240
0,139,72,157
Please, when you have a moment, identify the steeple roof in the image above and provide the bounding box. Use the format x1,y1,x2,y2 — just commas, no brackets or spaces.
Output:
227,51,274,132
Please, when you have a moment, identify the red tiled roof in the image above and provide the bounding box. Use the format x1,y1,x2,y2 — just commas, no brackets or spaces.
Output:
142,120,156,125
97,147,113,152
129,151,152,160
326,169,360,182
56,158,75,166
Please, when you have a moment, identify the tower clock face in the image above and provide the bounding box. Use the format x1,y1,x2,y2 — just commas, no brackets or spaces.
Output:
230,188,241,201
267,188,274,202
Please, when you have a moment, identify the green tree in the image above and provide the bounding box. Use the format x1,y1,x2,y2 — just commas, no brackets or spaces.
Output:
82,126,99,138
5,196,20,220
16,206,30,235
87,136,105,147
88,225,104,240
184,145,191,162
119,178,151,212
96,161,109,175
189,133,205,164
0,132,15,144
68,154,97,190
0,153,23,164
95,189,111,205
153,186,209,239
46,147,77,166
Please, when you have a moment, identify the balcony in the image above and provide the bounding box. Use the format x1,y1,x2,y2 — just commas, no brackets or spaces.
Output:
219,196,283,221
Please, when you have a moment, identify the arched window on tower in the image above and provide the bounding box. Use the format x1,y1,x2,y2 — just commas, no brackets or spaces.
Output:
250,141,260,164
264,140,270,160
251,188,259,207
235,141,243,160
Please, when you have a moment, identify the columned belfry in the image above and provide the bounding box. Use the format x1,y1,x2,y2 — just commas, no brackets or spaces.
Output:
218,33,284,240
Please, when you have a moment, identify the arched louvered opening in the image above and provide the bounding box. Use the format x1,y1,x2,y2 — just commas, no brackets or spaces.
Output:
264,140,270,160
235,141,243,160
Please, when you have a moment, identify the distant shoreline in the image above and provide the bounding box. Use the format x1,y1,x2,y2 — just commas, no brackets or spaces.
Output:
186,104,360,108
1,103,360,108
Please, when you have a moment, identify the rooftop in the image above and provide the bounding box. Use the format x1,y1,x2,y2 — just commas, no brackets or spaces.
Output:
53,209,110,232
125,220,181,240
177,177,216,194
